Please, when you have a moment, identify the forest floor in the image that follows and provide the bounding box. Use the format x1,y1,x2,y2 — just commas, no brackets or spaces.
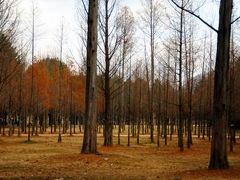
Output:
0,132,240,180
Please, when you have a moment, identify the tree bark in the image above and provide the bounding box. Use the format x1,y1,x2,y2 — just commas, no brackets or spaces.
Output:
178,2,184,152
103,0,112,146
209,0,232,169
81,0,98,154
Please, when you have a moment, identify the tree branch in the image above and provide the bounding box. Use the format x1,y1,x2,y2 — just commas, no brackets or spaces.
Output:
170,0,218,33
231,16,240,24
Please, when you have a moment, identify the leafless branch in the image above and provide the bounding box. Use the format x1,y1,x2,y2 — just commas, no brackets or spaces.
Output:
170,0,218,33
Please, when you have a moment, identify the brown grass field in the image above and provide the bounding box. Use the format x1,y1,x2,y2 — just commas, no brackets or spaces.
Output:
0,131,240,179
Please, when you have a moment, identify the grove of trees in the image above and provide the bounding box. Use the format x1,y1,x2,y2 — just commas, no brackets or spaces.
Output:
0,0,240,170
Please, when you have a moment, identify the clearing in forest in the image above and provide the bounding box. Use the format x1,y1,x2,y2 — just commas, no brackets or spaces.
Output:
0,135,239,179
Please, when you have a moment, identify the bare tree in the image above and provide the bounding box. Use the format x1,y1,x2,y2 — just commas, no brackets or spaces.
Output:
0,0,20,95
183,5,196,148
169,0,185,151
98,0,121,146
0,0,18,49
116,6,135,145
28,1,37,142
171,0,235,169
58,18,64,143
140,0,161,143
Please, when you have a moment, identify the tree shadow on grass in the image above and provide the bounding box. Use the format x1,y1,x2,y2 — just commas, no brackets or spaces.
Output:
23,140,37,144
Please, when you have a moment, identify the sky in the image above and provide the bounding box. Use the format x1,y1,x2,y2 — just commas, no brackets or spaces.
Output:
19,0,141,65
18,0,240,70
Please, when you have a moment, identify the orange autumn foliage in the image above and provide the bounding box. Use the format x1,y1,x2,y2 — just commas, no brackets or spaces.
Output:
23,58,85,114
22,57,106,116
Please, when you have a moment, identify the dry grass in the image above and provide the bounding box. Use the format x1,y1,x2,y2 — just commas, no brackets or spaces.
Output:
0,133,239,179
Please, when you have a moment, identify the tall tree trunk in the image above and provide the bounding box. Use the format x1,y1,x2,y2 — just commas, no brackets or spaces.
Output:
165,53,170,146
149,0,155,143
81,0,98,154
103,0,112,146
229,29,235,152
70,77,73,136
28,2,36,142
58,20,64,143
127,58,132,147
104,58,112,146
137,76,142,145
157,71,161,147
178,2,184,152
119,32,126,145
209,0,232,169
186,16,194,148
